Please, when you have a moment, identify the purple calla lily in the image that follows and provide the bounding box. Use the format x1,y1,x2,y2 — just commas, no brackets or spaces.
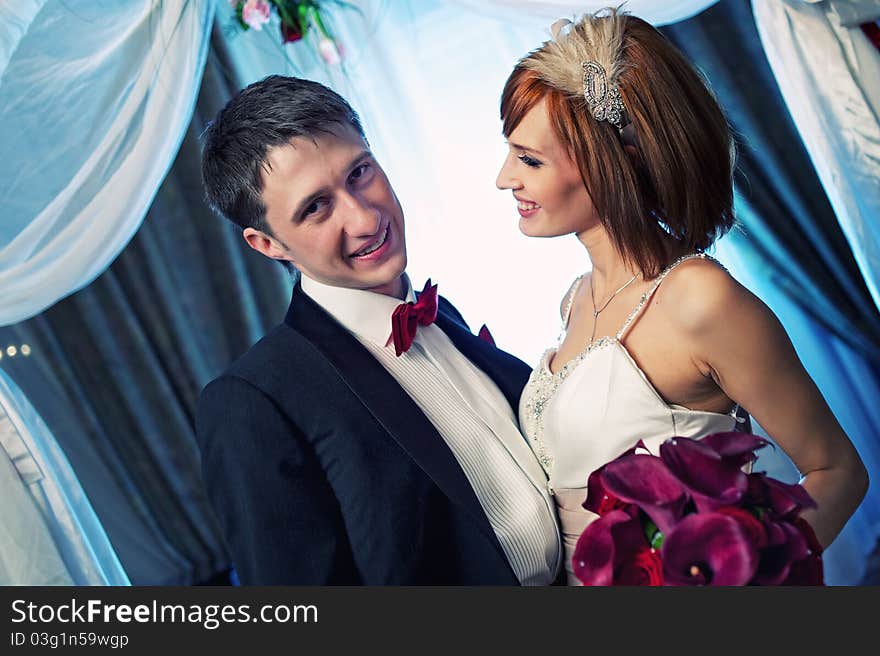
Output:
783,517,824,585
744,473,817,519
763,477,818,518
744,472,770,507
783,552,824,585
584,440,649,515
662,513,759,586
751,519,810,585
660,437,747,511
700,432,769,468
574,433,825,586
573,509,646,586
601,454,690,536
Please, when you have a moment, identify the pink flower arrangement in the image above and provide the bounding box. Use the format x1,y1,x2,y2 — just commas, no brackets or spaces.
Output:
573,432,824,586
229,0,344,64
317,37,341,66
236,0,270,31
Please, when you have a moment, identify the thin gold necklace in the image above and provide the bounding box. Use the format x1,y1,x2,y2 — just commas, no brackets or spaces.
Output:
589,272,639,346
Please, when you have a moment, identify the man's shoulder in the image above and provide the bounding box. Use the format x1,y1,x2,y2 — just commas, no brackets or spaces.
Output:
201,321,322,400
225,323,299,378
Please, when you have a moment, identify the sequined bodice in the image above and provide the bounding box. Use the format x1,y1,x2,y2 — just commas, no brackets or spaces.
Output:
518,254,739,491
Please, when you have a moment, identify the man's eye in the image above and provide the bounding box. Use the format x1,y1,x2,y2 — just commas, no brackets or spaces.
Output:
350,163,372,182
518,154,543,168
302,199,326,218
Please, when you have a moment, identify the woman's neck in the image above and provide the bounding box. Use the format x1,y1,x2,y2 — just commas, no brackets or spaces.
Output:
577,223,690,294
576,224,640,297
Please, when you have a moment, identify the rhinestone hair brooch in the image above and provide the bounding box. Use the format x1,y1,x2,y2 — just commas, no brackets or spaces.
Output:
582,60,628,130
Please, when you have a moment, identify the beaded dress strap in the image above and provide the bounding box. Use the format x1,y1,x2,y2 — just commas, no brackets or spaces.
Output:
616,253,711,341
561,275,585,331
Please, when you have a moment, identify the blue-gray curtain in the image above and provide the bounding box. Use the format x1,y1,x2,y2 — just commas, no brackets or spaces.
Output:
663,0,880,583
663,0,880,362
0,37,291,584
1,0,877,585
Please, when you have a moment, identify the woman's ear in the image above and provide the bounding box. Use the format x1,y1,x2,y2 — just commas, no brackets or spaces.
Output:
621,123,640,162
621,122,638,148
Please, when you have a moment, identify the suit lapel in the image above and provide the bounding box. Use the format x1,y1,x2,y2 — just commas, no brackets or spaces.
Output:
433,307,547,490
284,285,509,562
433,305,532,416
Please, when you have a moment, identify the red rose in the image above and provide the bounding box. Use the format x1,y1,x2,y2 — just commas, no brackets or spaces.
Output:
597,493,630,515
280,21,303,42
716,506,768,548
616,546,664,585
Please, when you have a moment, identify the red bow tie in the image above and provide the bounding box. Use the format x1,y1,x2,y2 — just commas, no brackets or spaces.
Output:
388,279,438,356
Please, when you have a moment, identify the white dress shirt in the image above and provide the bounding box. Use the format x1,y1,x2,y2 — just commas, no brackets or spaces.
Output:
301,273,561,585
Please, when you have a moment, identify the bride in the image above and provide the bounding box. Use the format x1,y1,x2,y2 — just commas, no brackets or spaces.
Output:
495,8,868,585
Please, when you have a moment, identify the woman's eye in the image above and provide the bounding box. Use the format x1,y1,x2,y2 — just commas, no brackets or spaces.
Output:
518,154,543,168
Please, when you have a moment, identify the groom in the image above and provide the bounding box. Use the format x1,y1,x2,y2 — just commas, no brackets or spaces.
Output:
196,75,560,585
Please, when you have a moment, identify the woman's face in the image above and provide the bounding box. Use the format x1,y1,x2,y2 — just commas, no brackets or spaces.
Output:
496,98,597,238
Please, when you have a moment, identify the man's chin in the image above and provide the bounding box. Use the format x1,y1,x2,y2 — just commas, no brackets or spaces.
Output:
370,252,406,283
366,260,408,295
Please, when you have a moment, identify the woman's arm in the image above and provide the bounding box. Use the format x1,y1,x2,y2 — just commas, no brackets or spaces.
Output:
680,262,869,549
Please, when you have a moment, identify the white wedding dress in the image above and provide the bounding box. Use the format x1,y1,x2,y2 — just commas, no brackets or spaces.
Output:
519,254,741,585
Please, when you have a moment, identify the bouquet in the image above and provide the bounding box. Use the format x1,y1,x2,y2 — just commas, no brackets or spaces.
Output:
229,0,346,64
573,432,824,586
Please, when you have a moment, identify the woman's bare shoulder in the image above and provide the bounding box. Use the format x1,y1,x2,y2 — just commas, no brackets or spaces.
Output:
658,256,766,334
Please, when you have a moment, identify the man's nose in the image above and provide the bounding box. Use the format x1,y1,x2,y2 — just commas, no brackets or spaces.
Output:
341,192,381,236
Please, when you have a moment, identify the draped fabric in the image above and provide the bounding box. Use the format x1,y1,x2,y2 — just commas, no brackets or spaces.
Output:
0,369,129,585
813,0,880,28
661,0,880,584
0,0,44,78
448,0,719,25
0,0,214,326
661,1,880,363
713,234,880,586
752,0,880,314
0,0,877,584
0,41,293,583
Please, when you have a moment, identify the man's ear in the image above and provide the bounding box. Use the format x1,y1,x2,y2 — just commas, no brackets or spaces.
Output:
243,227,294,264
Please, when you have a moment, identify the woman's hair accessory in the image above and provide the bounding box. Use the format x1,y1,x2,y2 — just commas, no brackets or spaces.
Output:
583,60,627,129
522,9,630,131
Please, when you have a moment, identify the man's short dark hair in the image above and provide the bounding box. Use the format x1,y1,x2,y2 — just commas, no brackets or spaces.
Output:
201,75,366,235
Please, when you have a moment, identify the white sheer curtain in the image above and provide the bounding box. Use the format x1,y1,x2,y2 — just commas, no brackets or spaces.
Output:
0,369,129,585
447,0,719,25
753,0,880,312
0,0,214,326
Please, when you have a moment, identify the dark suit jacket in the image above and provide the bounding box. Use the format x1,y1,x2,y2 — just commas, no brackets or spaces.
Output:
196,284,538,584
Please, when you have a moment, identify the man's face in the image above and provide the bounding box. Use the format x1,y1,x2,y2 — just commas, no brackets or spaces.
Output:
245,124,407,297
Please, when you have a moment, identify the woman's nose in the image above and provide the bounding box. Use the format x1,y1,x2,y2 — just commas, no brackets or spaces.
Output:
496,155,520,190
